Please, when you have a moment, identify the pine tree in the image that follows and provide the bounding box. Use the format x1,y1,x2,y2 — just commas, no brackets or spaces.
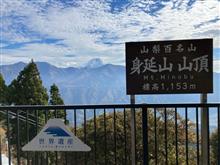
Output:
49,83,66,119
0,74,7,131
8,60,48,105
0,73,7,105
49,83,64,105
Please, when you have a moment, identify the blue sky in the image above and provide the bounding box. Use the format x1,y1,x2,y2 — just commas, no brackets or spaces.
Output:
0,0,220,71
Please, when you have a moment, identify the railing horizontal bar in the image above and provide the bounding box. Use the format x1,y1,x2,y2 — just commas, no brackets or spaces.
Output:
0,110,42,126
0,109,44,123
0,103,219,110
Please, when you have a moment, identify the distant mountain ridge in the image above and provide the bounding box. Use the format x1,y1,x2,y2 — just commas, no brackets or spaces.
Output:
0,60,128,104
0,60,219,105
1,60,219,125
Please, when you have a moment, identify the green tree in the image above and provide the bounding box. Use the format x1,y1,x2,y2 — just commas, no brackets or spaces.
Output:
0,73,7,105
0,74,7,134
8,60,48,105
48,83,66,119
210,129,219,164
49,83,64,105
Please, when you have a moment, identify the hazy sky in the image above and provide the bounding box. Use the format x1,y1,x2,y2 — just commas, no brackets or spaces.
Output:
1,0,220,71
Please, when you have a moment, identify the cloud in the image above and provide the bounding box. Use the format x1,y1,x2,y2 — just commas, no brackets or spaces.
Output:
1,0,220,67
214,60,220,73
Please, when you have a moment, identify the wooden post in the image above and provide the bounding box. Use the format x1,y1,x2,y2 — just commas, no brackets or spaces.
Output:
200,93,209,165
130,95,136,165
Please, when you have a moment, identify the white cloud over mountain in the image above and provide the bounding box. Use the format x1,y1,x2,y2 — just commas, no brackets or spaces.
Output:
1,0,220,68
214,60,220,73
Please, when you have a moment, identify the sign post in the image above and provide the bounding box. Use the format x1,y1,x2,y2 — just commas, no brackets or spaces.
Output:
201,94,209,165
125,38,213,164
130,95,136,165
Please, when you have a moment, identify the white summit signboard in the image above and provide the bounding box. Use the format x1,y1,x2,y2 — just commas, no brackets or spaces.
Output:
22,119,91,152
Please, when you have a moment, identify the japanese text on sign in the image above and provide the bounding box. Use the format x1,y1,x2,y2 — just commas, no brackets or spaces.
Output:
126,39,213,94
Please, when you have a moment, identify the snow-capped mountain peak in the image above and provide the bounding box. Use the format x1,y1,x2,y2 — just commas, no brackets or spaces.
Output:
85,58,104,68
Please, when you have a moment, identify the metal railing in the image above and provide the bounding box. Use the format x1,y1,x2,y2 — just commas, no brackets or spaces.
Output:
0,103,219,165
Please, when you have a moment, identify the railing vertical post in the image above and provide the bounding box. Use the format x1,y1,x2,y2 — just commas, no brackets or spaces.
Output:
164,108,168,165
218,106,220,164
130,95,136,165
93,109,97,165
54,110,58,165
6,110,11,165
201,94,209,165
16,110,20,165
154,108,158,164
83,109,87,165
0,135,2,165
113,108,117,165
142,107,148,165
45,110,49,165
196,107,200,164
104,108,107,164
185,108,189,165
65,109,68,165
123,108,127,165
26,111,30,165
35,110,39,165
